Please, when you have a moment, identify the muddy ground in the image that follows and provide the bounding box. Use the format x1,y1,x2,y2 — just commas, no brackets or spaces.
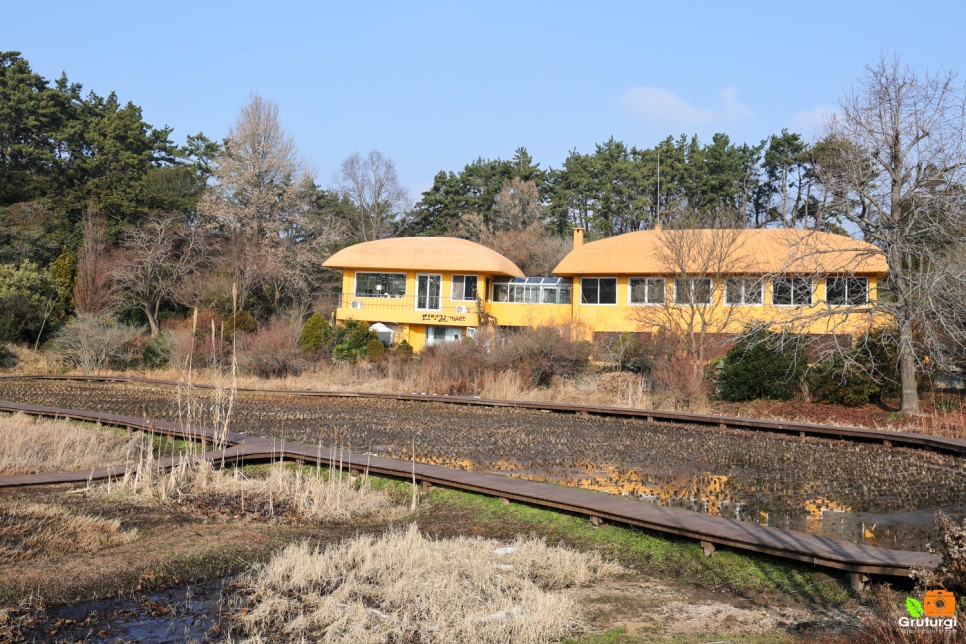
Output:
0,481,865,643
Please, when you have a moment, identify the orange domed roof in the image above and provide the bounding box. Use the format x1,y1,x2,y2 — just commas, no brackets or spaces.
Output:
552,229,887,276
323,237,525,277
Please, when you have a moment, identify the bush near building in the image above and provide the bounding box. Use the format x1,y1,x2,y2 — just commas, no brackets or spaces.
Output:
298,313,332,358
332,321,380,363
717,328,807,401
808,329,905,406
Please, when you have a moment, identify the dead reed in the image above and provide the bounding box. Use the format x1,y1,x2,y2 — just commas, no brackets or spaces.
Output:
0,412,144,475
104,454,399,524
229,523,625,643
0,502,138,562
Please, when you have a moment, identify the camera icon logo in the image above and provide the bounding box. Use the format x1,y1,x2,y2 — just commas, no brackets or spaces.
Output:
923,589,956,618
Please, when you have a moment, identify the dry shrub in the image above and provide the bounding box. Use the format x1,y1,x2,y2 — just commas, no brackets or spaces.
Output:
48,313,142,373
0,502,137,561
237,321,306,379
108,456,398,524
417,335,492,394
651,354,710,411
914,512,966,594
417,326,591,394
229,524,623,643
0,413,144,475
502,326,591,388
163,310,227,370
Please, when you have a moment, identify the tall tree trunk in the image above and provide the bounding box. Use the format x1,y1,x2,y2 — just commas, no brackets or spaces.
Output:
898,318,920,414
145,305,160,337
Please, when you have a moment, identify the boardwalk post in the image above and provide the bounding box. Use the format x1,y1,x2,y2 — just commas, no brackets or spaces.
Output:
849,573,869,592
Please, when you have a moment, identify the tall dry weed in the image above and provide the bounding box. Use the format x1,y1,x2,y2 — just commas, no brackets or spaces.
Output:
106,456,398,524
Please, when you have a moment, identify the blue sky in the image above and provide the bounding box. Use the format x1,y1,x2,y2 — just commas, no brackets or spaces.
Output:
5,2,965,197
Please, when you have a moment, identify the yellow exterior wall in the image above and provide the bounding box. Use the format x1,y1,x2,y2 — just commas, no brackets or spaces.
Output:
333,269,885,350
489,275,884,340
334,269,483,329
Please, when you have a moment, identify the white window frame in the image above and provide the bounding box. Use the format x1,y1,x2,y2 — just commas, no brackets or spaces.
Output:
580,277,618,305
415,273,442,311
353,271,407,298
724,277,764,306
772,276,813,306
628,277,666,305
825,276,869,306
673,277,713,306
451,274,479,302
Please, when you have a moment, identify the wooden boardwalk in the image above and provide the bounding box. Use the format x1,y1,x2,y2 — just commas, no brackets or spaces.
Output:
0,398,945,585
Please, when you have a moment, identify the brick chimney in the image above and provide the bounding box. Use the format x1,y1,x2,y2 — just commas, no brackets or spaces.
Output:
573,227,585,250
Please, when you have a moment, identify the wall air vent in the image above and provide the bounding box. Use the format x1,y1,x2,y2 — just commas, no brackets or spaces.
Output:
455,305,469,314
350,300,364,309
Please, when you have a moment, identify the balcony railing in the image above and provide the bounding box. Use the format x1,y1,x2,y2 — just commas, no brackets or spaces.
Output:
338,293,481,324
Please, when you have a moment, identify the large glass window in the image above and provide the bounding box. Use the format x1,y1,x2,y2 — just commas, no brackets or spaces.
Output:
451,275,478,301
725,278,763,305
826,276,868,306
629,278,666,305
674,278,713,305
415,274,441,310
772,277,812,306
355,272,406,297
492,278,571,304
426,325,462,345
581,278,617,304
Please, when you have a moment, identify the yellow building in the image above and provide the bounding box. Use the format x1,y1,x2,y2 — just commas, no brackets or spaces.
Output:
322,236,524,350
324,228,888,351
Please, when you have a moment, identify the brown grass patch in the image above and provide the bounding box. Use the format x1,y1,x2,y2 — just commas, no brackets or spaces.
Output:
229,524,624,643
0,412,144,475
0,502,137,562
105,457,400,524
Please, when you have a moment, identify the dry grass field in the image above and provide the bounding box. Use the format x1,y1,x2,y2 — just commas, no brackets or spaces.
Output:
229,524,625,643
0,502,138,562
0,412,144,475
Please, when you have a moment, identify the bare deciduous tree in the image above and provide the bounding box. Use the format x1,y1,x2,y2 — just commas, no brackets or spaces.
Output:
819,55,966,414
631,226,759,363
491,178,544,230
334,150,410,241
199,94,324,312
112,214,211,336
72,205,114,314
483,225,569,277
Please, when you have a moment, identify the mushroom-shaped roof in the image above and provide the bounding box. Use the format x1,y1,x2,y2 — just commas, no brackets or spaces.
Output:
553,229,887,276
323,237,525,277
